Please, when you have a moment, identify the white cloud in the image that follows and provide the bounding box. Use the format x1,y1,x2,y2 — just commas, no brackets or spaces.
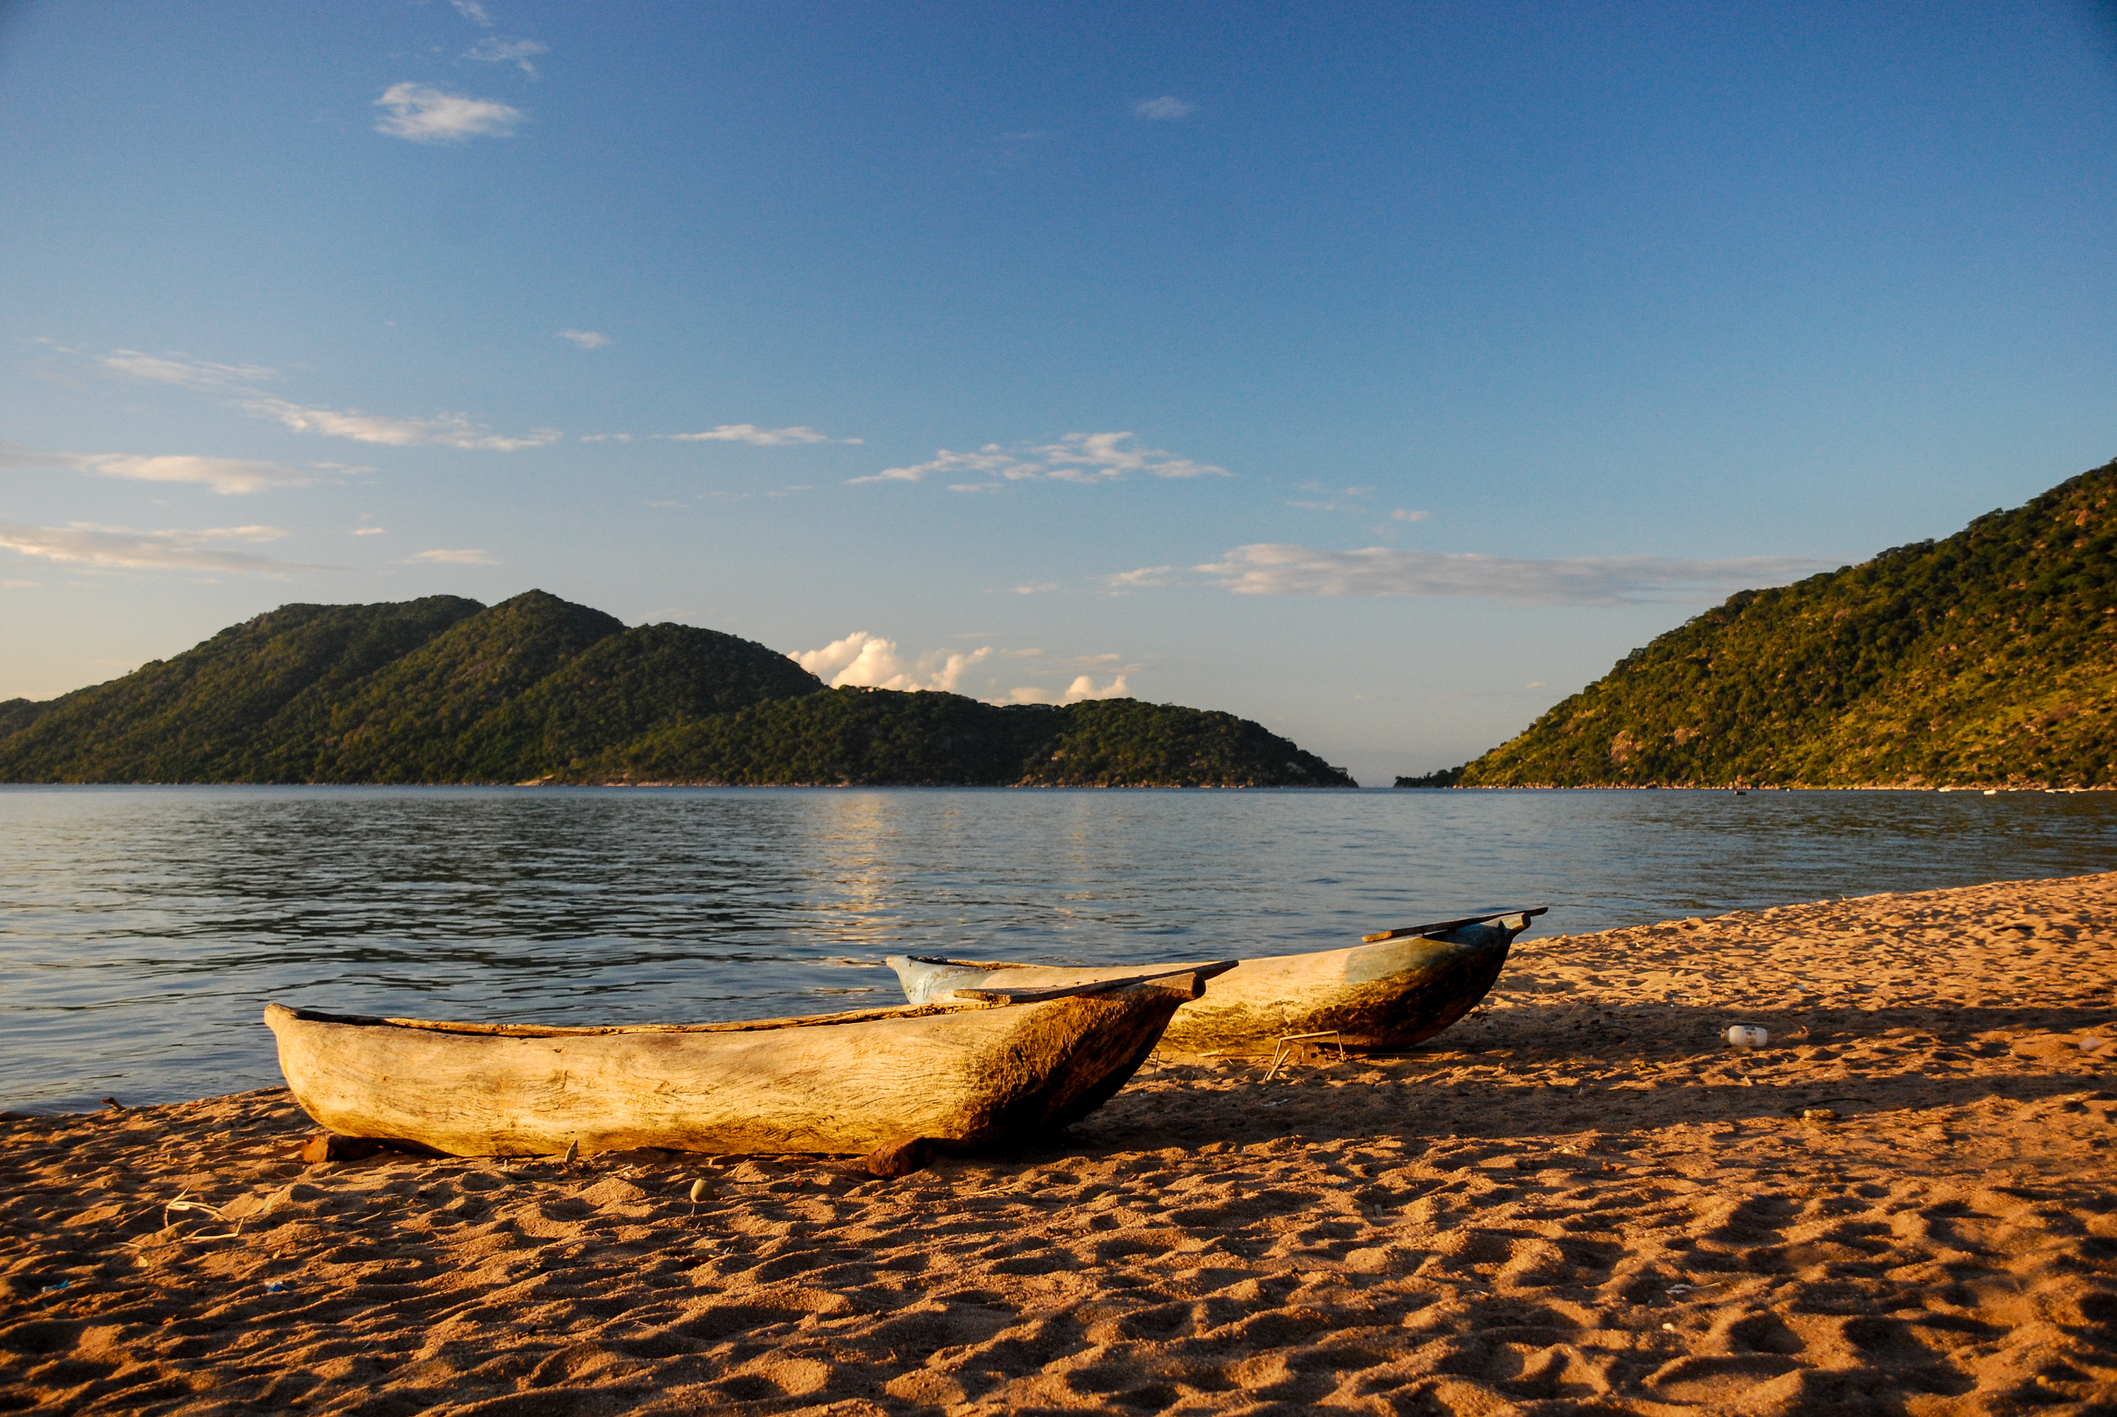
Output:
1289,485,1376,511
1135,97,1195,120
664,425,843,446
0,521,311,575
1011,581,1060,594
1390,508,1431,523
1,442,316,494
79,453,316,495
557,329,609,349
791,632,991,692
1103,565,1178,592
373,84,523,143
465,36,546,75
453,0,493,24
94,346,555,451
854,432,1226,486
350,527,387,536
578,433,631,442
241,397,558,450
408,548,499,565
102,350,277,390
1129,543,1835,605
995,674,1130,705
857,446,1034,485
1037,432,1226,482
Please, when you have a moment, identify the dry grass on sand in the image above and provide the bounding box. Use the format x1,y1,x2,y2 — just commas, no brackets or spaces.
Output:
4,873,2115,1415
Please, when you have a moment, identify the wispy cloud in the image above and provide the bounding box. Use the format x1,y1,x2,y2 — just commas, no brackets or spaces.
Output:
374,84,523,142
1,442,317,494
350,527,387,536
452,0,493,24
465,36,545,75
408,548,499,565
241,397,558,450
1105,565,1178,590
1289,484,1393,514
1135,97,1195,120
792,632,990,693
92,348,557,451
664,424,851,446
1390,508,1431,523
0,521,313,575
557,329,609,349
1115,544,1835,605
856,432,1227,486
101,350,276,390
85,454,314,495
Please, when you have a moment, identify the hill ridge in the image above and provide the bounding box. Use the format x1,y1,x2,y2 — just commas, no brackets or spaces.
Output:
1453,457,2117,789
0,593,1353,788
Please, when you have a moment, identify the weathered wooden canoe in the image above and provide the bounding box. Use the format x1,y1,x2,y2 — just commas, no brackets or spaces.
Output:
263,963,1232,1160
887,909,1545,1053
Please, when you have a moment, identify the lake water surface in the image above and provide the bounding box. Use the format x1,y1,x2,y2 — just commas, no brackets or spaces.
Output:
5,785,2113,1111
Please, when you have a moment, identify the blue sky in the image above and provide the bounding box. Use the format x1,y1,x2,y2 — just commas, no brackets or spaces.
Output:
3,1,2114,783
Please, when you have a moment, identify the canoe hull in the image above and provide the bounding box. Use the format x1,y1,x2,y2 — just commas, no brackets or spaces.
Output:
264,977,1203,1158
889,920,1524,1052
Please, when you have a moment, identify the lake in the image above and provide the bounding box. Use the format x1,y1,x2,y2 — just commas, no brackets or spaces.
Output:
4,785,2113,1112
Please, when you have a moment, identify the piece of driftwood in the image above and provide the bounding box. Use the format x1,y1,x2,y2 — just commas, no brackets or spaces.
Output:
864,1136,938,1178
263,964,1233,1160
887,910,1545,1053
300,1132,384,1163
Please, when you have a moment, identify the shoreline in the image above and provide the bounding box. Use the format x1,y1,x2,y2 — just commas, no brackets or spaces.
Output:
6,873,2115,1413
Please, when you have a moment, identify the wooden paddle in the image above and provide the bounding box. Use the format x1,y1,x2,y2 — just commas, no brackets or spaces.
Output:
1360,906,1547,944
951,960,1239,1005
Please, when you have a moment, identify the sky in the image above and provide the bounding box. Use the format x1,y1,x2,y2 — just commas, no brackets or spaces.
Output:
2,1,2114,785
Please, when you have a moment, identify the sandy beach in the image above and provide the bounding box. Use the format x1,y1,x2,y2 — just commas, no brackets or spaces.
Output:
4,872,2114,1415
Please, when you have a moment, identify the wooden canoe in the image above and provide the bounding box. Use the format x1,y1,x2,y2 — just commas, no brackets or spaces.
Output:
263,963,1232,1160
887,909,1545,1053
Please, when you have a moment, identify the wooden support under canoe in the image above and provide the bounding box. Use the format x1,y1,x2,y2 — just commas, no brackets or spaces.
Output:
263,962,1233,1160
887,910,1544,1053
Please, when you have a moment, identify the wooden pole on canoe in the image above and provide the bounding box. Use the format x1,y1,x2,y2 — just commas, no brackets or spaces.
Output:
1360,906,1547,944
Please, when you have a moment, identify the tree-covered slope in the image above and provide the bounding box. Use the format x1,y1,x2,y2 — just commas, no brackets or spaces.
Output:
301,591,629,782
1462,458,2117,788
0,593,1352,786
445,622,828,782
570,686,1356,787
0,596,483,782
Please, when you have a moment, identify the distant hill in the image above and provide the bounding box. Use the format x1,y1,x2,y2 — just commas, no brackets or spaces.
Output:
1456,457,2117,788
582,689,1354,788
0,591,1354,788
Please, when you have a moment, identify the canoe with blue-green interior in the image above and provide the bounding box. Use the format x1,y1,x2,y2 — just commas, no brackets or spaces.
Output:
887,908,1544,1053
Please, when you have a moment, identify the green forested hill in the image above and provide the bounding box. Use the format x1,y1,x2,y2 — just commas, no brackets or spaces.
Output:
1460,458,2117,788
0,592,1353,787
581,688,1353,787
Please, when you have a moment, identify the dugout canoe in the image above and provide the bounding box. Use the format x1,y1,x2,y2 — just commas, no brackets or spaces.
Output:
887,909,1545,1053
263,963,1233,1161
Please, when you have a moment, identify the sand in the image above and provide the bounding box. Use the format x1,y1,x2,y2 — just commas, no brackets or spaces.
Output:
4,872,2114,1416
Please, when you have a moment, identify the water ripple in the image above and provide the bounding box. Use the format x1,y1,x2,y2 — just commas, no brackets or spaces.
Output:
4,784,2112,1109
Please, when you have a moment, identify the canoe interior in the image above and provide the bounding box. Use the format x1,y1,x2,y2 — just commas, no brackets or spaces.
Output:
277,999,977,1038
264,970,1217,1160
888,911,1541,1052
